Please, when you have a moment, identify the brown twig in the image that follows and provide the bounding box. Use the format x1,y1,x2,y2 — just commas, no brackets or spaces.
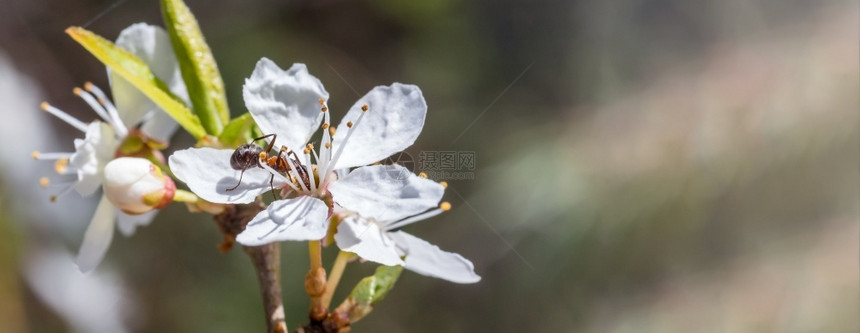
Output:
245,242,288,333
215,202,288,333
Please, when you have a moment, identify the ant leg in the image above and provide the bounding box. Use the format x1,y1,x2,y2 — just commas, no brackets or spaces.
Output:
249,133,279,158
269,174,276,200
227,170,245,191
251,133,276,143
251,134,278,154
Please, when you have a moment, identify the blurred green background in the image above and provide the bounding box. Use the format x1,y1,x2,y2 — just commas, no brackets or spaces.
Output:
0,0,857,332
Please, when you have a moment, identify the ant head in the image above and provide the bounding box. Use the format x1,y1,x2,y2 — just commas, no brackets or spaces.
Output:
230,144,262,170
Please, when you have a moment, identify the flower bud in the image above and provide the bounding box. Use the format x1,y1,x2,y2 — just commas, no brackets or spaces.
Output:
103,157,175,215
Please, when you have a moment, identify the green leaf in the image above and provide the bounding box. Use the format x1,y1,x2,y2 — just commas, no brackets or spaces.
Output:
161,0,229,135
217,113,257,148
348,265,403,315
333,265,403,323
66,27,206,139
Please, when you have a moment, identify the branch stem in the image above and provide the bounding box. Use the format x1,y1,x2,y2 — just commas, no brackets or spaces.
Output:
306,240,328,320
244,243,288,333
321,251,354,309
308,240,323,270
214,202,286,333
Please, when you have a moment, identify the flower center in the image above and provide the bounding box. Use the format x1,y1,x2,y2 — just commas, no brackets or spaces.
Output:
34,82,127,202
256,99,369,200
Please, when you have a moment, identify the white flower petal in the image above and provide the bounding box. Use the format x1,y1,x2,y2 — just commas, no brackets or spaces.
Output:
390,231,480,283
140,109,179,143
71,122,115,196
243,59,328,150
334,216,403,266
76,195,117,273
169,147,282,204
236,196,329,246
111,23,187,131
24,247,132,333
328,165,444,223
331,83,426,169
116,210,157,237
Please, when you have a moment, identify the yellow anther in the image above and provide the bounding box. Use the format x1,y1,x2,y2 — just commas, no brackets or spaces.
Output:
361,104,369,112
50,195,57,202
322,123,329,129
418,172,428,178
259,152,267,159
318,98,325,105
306,143,314,150
54,158,69,174
347,121,353,128
303,148,311,154
440,202,451,211
84,82,95,91
321,106,328,112
439,181,448,188
324,143,331,149
40,102,50,111
39,177,50,187
73,87,84,95
31,151,39,159
329,127,336,136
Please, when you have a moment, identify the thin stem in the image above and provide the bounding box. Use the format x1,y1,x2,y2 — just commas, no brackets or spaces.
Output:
320,251,355,309
308,241,323,270
306,240,327,320
172,189,198,203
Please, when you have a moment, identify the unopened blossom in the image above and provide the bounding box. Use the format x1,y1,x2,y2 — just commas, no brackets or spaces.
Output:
102,157,175,214
170,58,430,245
332,173,480,284
34,23,187,272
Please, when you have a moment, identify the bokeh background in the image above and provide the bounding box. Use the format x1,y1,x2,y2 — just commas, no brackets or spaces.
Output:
0,0,857,332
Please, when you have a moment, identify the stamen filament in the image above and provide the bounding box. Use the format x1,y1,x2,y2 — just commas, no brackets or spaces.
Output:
304,148,316,192
73,87,111,124
84,82,127,136
50,184,77,202
324,105,369,181
257,154,300,192
31,151,73,160
41,102,88,132
282,152,309,192
319,102,333,183
308,146,321,170
385,208,445,231
40,177,76,188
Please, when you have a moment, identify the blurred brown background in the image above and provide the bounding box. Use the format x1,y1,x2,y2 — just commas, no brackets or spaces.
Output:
0,0,857,332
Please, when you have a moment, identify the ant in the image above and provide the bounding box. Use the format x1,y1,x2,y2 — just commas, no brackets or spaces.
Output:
227,134,311,198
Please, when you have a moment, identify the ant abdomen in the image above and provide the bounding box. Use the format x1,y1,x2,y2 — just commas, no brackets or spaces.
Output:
230,144,263,170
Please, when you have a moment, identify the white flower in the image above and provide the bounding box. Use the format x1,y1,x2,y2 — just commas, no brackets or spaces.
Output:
103,157,175,214
334,197,481,284
23,246,134,333
34,23,187,272
170,58,431,245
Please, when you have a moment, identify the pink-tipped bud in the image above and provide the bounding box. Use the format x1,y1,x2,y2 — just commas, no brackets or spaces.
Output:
102,157,175,215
